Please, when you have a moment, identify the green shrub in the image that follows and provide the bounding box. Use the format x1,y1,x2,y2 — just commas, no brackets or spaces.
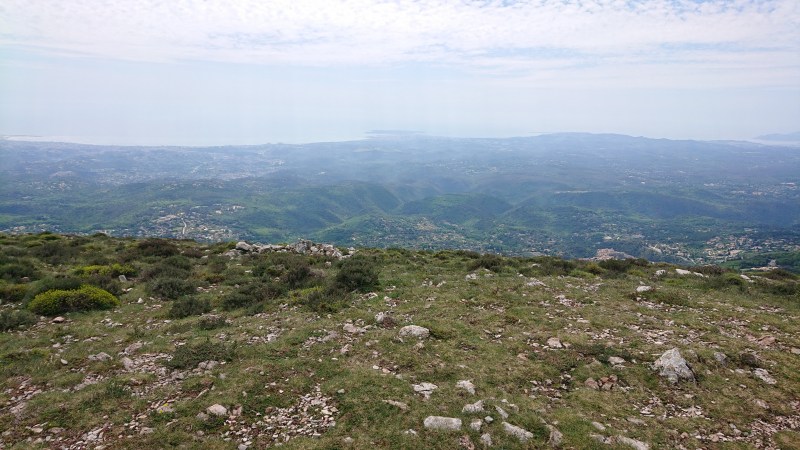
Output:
704,272,748,291
23,277,83,303
168,296,211,319
0,284,28,303
0,261,39,282
527,257,576,276
0,309,38,331
468,253,506,272
299,286,348,313
166,340,236,370
333,256,379,292
147,277,197,300
197,315,228,330
221,281,286,311
76,263,137,278
282,265,312,289
139,263,190,281
28,285,119,316
129,238,180,259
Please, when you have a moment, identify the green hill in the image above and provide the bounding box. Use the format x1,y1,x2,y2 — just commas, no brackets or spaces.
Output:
0,233,798,448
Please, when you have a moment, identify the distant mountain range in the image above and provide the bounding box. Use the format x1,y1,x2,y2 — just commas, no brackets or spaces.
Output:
1,133,798,269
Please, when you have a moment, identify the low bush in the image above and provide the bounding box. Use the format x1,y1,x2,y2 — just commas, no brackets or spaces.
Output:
147,277,197,300
127,238,180,259
221,281,286,311
0,309,38,331
0,284,28,303
168,296,211,319
28,285,119,316
468,253,506,272
196,315,228,330
298,286,348,313
23,277,83,303
76,263,137,278
333,256,379,292
166,340,236,370
0,261,39,282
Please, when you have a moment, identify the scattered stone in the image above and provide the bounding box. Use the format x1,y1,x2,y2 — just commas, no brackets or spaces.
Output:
343,323,366,334
404,429,418,436
456,380,476,395
124,342,143,354
343,437,354,445
399,325,430,339
584,378,600,390
60,359,68,365
139,427,154,435
502,422,533,442
88,352,112,362
480,433,493,446
462,400,484,414
547,425,563,448
413,382,438,399
484,416,494,424
118,274,127,282
791,347,800,355
753,368,777,385
591,421,606,431
757,335,776,347
495,406,509,419
713,352,728,365
206,404,227,417
608,356,626,365
655,270,666,277
470,419,483,431
635,285,652,293
383,400,409,411
653,348,695,383
196,412,209,421
121,357,135,370
740,352,761,367
546,337,563,349
375,312,396,328
423,416,462,431
616,435,650,450
591,434,612,444
51,316,65,324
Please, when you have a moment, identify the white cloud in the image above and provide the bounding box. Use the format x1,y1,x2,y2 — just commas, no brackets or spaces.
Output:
0,0,798,88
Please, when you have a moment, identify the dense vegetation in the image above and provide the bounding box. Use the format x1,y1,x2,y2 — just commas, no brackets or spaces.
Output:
0,232,798,449
2,134,798,267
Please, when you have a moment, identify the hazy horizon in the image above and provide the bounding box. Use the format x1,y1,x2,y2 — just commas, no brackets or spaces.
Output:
1,1,799,146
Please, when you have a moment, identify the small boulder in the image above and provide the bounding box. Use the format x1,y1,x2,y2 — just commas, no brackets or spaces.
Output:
412,382,438,399
713,352,728,365
653,348,694,384
502,422,533,442
635,285,652,293
423,416,461,431
206,404,228,417
608,356,626,365
121,357,135,370
547,425,563,448
462,400,484,414
88,352,112,362
470,419,482,431
753,368,776,385
343,323,366,334
399,325,430,339
52,316,66,324
616,435,650,450
480,433,493,446
456,379,476,395
546,337,563,349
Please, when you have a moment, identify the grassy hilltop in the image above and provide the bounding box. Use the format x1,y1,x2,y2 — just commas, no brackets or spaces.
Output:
0,232,798,449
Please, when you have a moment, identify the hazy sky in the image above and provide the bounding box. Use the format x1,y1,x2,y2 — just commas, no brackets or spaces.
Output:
1,0,799,145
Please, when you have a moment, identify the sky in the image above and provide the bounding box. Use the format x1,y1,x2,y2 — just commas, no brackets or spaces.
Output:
1,0,799,145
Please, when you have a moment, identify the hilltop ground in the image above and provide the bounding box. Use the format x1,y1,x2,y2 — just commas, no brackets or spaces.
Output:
0,233,798,449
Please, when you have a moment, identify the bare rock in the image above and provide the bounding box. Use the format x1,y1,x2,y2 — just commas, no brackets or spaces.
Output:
462,400,484,414
51,316,65,324
121,357,135,370
383,400,409,411
713,352,728,365
547,425,563,448
480,433,493,446
546,337,563,349
502,422,533,442
653,348,694,383
456,379,476,395
470,419,482,431
423,416,461,431
413,382,438,399
343,323,366,334
635,285,652,293
495,406,509,419
753,368,776,385
88,352,112,362
206,404,228,417
399,325,430,339
616,435,650,450
608,356,626,365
